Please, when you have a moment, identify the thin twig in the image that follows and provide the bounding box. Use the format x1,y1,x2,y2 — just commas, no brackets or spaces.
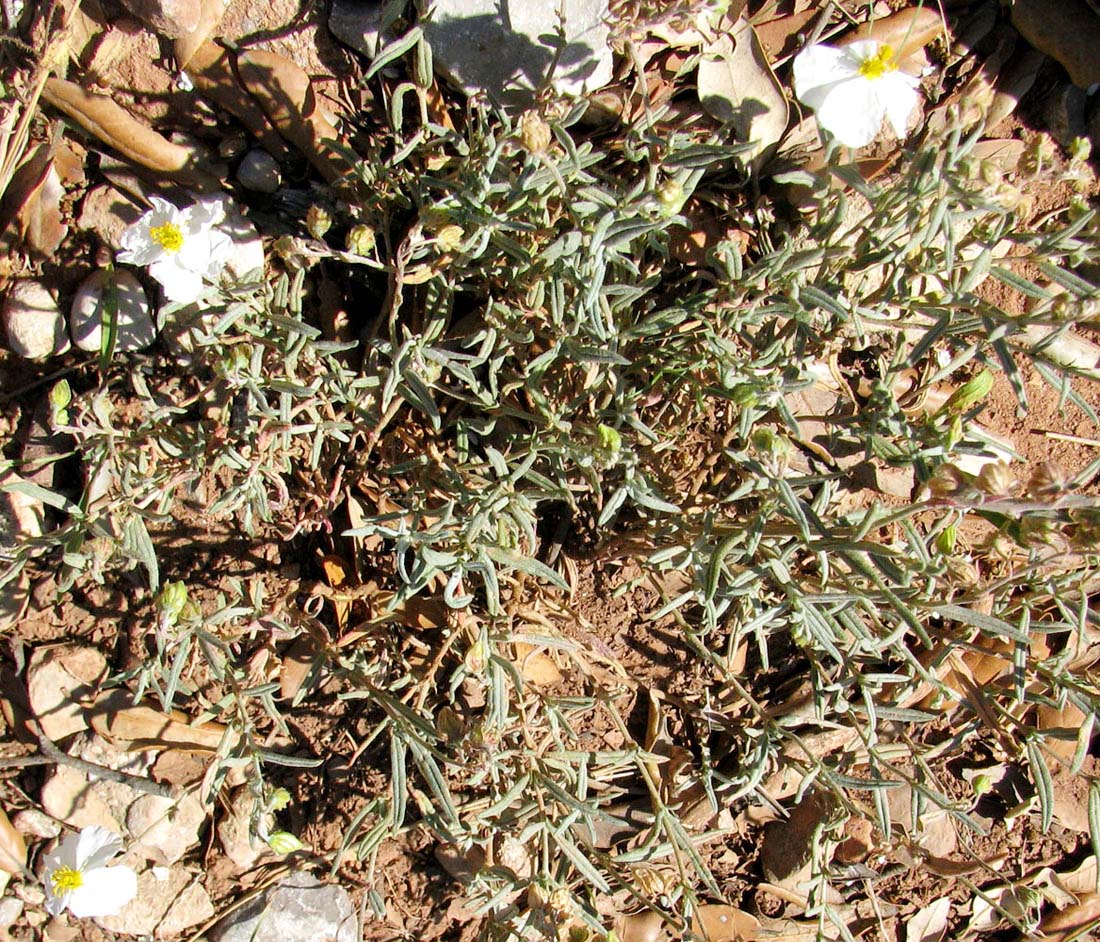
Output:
29,722,177,799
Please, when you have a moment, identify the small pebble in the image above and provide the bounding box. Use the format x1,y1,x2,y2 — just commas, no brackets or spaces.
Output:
236,150,282,194
2,281,69,359
13,808,61,840
69,269,155,352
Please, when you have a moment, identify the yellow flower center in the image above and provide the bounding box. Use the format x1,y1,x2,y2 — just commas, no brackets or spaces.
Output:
858,44,898,80
51,867,84,894
149,222,184,253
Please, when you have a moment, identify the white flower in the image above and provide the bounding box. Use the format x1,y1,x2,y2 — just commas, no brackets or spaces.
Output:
117,196,233,303
793,40,921,149
41,826,138,919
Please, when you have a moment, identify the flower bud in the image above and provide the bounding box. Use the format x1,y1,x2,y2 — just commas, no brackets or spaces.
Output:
346,224,376,256
518,110,552,154
266,831,304,854
267,787,291,811
1027,461,1065,497
158,581,189,625
436,224,464,252
49,379,71,427
656,178,685,214
976,461,1015,497
306,205,332,240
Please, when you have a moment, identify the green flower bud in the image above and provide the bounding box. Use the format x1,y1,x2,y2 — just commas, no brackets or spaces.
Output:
49,379,72,426
346,224,376,256
267,787,291,811
266,831,304,854
158,581,189,625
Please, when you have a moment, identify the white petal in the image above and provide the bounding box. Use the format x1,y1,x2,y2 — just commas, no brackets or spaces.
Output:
814,79,884,148
118,225,163,267
878,73,921,138
202,231,234,277
66,866,138,918
793,43,855,102
150,257,205,303
46,832,81,870
190,194,229,227
844,39,886,66
74,826,123,870
43,885,69,916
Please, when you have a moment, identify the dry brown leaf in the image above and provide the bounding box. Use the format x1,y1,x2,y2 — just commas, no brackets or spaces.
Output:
843,8,945,69
615,911,666,942
697,17,788,168
514,643,562,686
174,0,231,71
691,904,760,941
1056,856,1099,897
41,79,217,188
236,50,346,183
1036,699,1088,763
752,4,819,61
0,807,27,877
280,636,321,702
321,554,352,629
1031,891,1100,942
90,695,232,752
185,43,292,161
904,897,951,942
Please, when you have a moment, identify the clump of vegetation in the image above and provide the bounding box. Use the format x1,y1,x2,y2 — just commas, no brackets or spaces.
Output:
2,1,1100,940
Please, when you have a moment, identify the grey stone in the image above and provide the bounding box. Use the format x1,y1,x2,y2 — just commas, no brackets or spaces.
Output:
329,0,386,59
1044,83,1088,147
423,0,613,108
2,280,69,359
69,270,155,352
209,872,357,942
236,150,282,194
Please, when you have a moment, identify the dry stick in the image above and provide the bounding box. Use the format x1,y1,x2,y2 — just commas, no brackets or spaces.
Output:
17,720,177,799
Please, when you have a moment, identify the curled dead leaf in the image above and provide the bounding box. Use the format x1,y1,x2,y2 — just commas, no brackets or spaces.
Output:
905,896,951,942
1032,891,1100,942
41,79,217,188
236,50,346,183
90,695,232,752
185,42,293,161
615,911,666,942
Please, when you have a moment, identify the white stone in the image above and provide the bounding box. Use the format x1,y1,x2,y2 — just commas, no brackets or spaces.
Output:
127,792,207,866
216,791,275,871
422,0,613,107
26,645,107,743
12,808,61,840
209,872,357,942
69,269,155,352
0,470,45,559
0,896,23,930
2,281,69,359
